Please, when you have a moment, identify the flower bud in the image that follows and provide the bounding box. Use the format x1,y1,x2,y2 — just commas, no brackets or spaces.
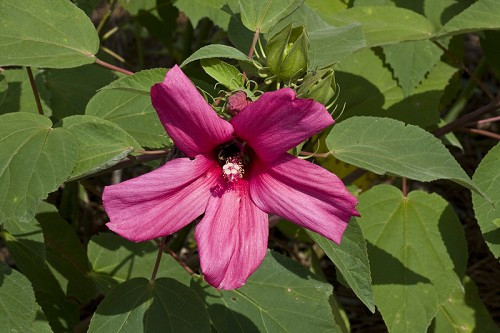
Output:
297,68,336,106
266,24,308,81
227,91,252,115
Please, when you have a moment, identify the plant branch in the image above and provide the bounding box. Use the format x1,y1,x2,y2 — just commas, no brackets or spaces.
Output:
469,115,500,126
459,128,500,141
165,248,195,276
248,29,260,59
150,237,167,282
95,58,134,75
434,41,496,102
434,100,500,137
26,67,43,115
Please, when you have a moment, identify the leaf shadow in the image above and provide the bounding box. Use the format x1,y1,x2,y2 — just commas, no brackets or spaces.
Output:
190,279,260,333
367,242,431,285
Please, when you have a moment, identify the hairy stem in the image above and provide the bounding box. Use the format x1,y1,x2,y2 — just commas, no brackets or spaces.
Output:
26,67,44,115
248,29,260,59
150,237,167,282
95,58,134,75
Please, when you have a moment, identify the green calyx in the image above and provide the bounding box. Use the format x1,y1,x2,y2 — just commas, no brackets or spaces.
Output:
265,24,309,81
297,68,337,106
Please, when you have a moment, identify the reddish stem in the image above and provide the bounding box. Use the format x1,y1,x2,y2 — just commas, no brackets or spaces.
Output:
459,128,500,141
166,248,195,276
150,237,167,282
248,29,260,59
402,178,408,197
95,58,134,75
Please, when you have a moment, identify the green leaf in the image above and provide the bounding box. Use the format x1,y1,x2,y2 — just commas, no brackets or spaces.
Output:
0,69,52,116
472,142,500,258
2,203,79,332
44,65,117,119
86,70,171,149
357,185,467,333
423,0,475,28
431,276,498,333
180,44,251,67
326,116,485,196
307,220,375,313
309,24,366,68
0,0,99,68
37,202,97,304
118,0,156,15
88,233,192,294
238,0,303,33
334,48,456,128
61,115,141,179
193,251,341,332
438,0,500,37
383,40,443,97
201,58,244,90
325,6,435,47
0,263,38,333
175,0,231,29
0,113,77,224
101,68,167,95
88,277,211,333
269,4,366,68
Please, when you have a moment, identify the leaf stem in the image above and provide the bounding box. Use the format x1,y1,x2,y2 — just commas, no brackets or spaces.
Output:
434,41,495,102
95,58,134,75
248,29,260,59
150,236,167,282
459,128,500,141
165,248,195,276
402,177,408,197
470,115,500,126
26,67,44,115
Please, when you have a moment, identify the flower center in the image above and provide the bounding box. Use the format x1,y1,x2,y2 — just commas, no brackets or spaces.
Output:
222,156,244,182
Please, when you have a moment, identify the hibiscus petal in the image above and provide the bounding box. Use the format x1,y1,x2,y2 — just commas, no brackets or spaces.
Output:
231,88,333,162
195,180,268,290
151,65,234,157
103,155,220,242
249,154,359,244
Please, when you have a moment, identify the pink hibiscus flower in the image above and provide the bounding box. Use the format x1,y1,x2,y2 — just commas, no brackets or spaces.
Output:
103,65,359,290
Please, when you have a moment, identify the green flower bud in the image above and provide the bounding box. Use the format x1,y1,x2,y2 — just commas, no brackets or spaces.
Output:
297,68,336,106
266,24,308,81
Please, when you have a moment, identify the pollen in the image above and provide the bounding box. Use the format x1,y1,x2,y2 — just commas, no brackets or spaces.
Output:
222,156,244,182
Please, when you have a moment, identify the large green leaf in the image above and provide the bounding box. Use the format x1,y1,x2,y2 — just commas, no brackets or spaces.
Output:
61,115,141,179
0,69,52,116
88,277,211,333
270,4,366,68
431,276,498,333
44,65,117,119
307,221,375,313
88,233,192,294
175,0,231,29
238,0,303,33
357,185,467,333
472,142,500,258
118,0,156,15
38,202,97,304
423,0,475,28
181,44,251,67
0,0,99,68
325,6,435,47
86,70,171,149
2,203,80,332
0,263,38,333
438,0,500,37
334,48,456,128
194,251,341,332
0,113,77,224
383,40,443,97
101,68,167,95
326,116,484,196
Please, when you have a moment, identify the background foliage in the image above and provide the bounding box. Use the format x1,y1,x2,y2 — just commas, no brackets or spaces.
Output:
0,0,499,332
